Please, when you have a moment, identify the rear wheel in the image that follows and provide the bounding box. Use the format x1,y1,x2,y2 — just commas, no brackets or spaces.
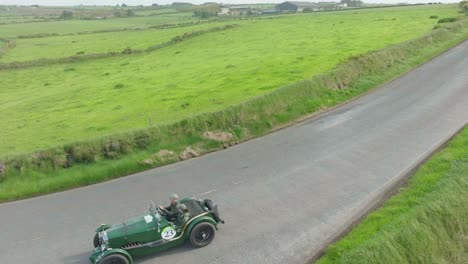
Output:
99,254,129,264
190,222,215,248
93,233,100,248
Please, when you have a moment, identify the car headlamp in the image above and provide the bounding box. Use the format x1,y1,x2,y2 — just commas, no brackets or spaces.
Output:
99,231,109,250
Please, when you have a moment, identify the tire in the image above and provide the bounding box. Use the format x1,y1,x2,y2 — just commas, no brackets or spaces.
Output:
99,254,129,264
204,199,214,210
189,222,216,248
93,233,100,248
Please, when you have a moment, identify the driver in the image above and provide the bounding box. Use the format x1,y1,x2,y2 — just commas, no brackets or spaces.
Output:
159,193,180,221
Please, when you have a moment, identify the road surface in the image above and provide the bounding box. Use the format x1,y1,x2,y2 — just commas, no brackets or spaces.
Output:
1,41,467,264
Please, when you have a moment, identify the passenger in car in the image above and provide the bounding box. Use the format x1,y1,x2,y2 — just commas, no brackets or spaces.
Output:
175,204,191,231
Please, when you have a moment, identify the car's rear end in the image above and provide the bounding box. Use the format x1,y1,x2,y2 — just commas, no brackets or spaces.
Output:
181,198,225,225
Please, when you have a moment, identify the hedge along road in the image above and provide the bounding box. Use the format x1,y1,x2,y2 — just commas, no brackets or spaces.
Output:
0,41,467,264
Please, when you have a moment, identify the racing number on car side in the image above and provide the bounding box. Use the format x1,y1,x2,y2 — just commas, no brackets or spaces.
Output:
161,226,176,239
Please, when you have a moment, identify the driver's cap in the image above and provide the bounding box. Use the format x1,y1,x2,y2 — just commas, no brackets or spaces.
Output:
169,193,179,200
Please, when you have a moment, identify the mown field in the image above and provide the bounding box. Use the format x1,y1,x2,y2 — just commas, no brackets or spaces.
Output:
0,5,461,156
318,126,468,264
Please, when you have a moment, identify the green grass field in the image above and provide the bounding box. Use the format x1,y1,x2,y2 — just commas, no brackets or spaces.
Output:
0,12,197,38
0,5,461,156
0,22,233,62
317,127,468,264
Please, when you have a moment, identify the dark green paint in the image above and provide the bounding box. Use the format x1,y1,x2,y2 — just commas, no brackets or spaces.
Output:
89,198,222,264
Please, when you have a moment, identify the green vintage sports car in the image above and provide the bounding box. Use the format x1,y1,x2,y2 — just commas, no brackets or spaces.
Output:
89,197,224,264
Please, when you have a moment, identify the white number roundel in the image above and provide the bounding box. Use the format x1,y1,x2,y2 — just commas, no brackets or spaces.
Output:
161,226,177,239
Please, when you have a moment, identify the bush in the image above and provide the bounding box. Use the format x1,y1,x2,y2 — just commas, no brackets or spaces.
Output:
438,17,457,23
134,132,152,149
459,1,468,12
429,15,439,19
114,83,125,89
122,47,133,54
192,4,220,18
102,140,121,159
60,11,74,20
30,152,54,168
68,145,98,164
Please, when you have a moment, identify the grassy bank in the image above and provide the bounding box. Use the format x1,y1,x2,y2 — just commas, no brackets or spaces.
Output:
0,17,467,202
317,126,468,264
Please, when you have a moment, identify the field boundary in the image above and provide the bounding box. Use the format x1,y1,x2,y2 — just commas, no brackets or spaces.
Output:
14,20,209,39
0,24,239,70
10,16,248,40
308,122,467,263
0,18,466,202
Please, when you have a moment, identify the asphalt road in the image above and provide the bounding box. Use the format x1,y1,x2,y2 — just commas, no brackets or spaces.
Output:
1,41,468,264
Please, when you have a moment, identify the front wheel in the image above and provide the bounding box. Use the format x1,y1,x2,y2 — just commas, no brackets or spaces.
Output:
189,222,215,248
99,254,129,264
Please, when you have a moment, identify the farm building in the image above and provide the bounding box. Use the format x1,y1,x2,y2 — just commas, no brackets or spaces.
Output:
229,6,251,15
261,9,280,15
276,1,320,12
218,7,230,15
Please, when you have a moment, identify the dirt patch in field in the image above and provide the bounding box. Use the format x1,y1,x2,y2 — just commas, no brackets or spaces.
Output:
155,149,175,160
142,159,154,165
142,149,176,165
179,146,199,160
203,131,234,142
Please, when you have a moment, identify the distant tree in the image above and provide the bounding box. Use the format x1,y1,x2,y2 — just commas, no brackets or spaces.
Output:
459,1,468,11
126,9,135,17
172,2,193,6
152,3,159,6
114,9,135,18
60,10,74,20
122,3,128,7
192,4,220,18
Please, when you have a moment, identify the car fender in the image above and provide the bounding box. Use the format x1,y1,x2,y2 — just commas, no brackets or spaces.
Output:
95,224,112,233
95,248,133,264
185,216,217,238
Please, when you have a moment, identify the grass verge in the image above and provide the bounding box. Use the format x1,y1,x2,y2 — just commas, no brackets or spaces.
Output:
317,126,468,264
0,19,467,202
